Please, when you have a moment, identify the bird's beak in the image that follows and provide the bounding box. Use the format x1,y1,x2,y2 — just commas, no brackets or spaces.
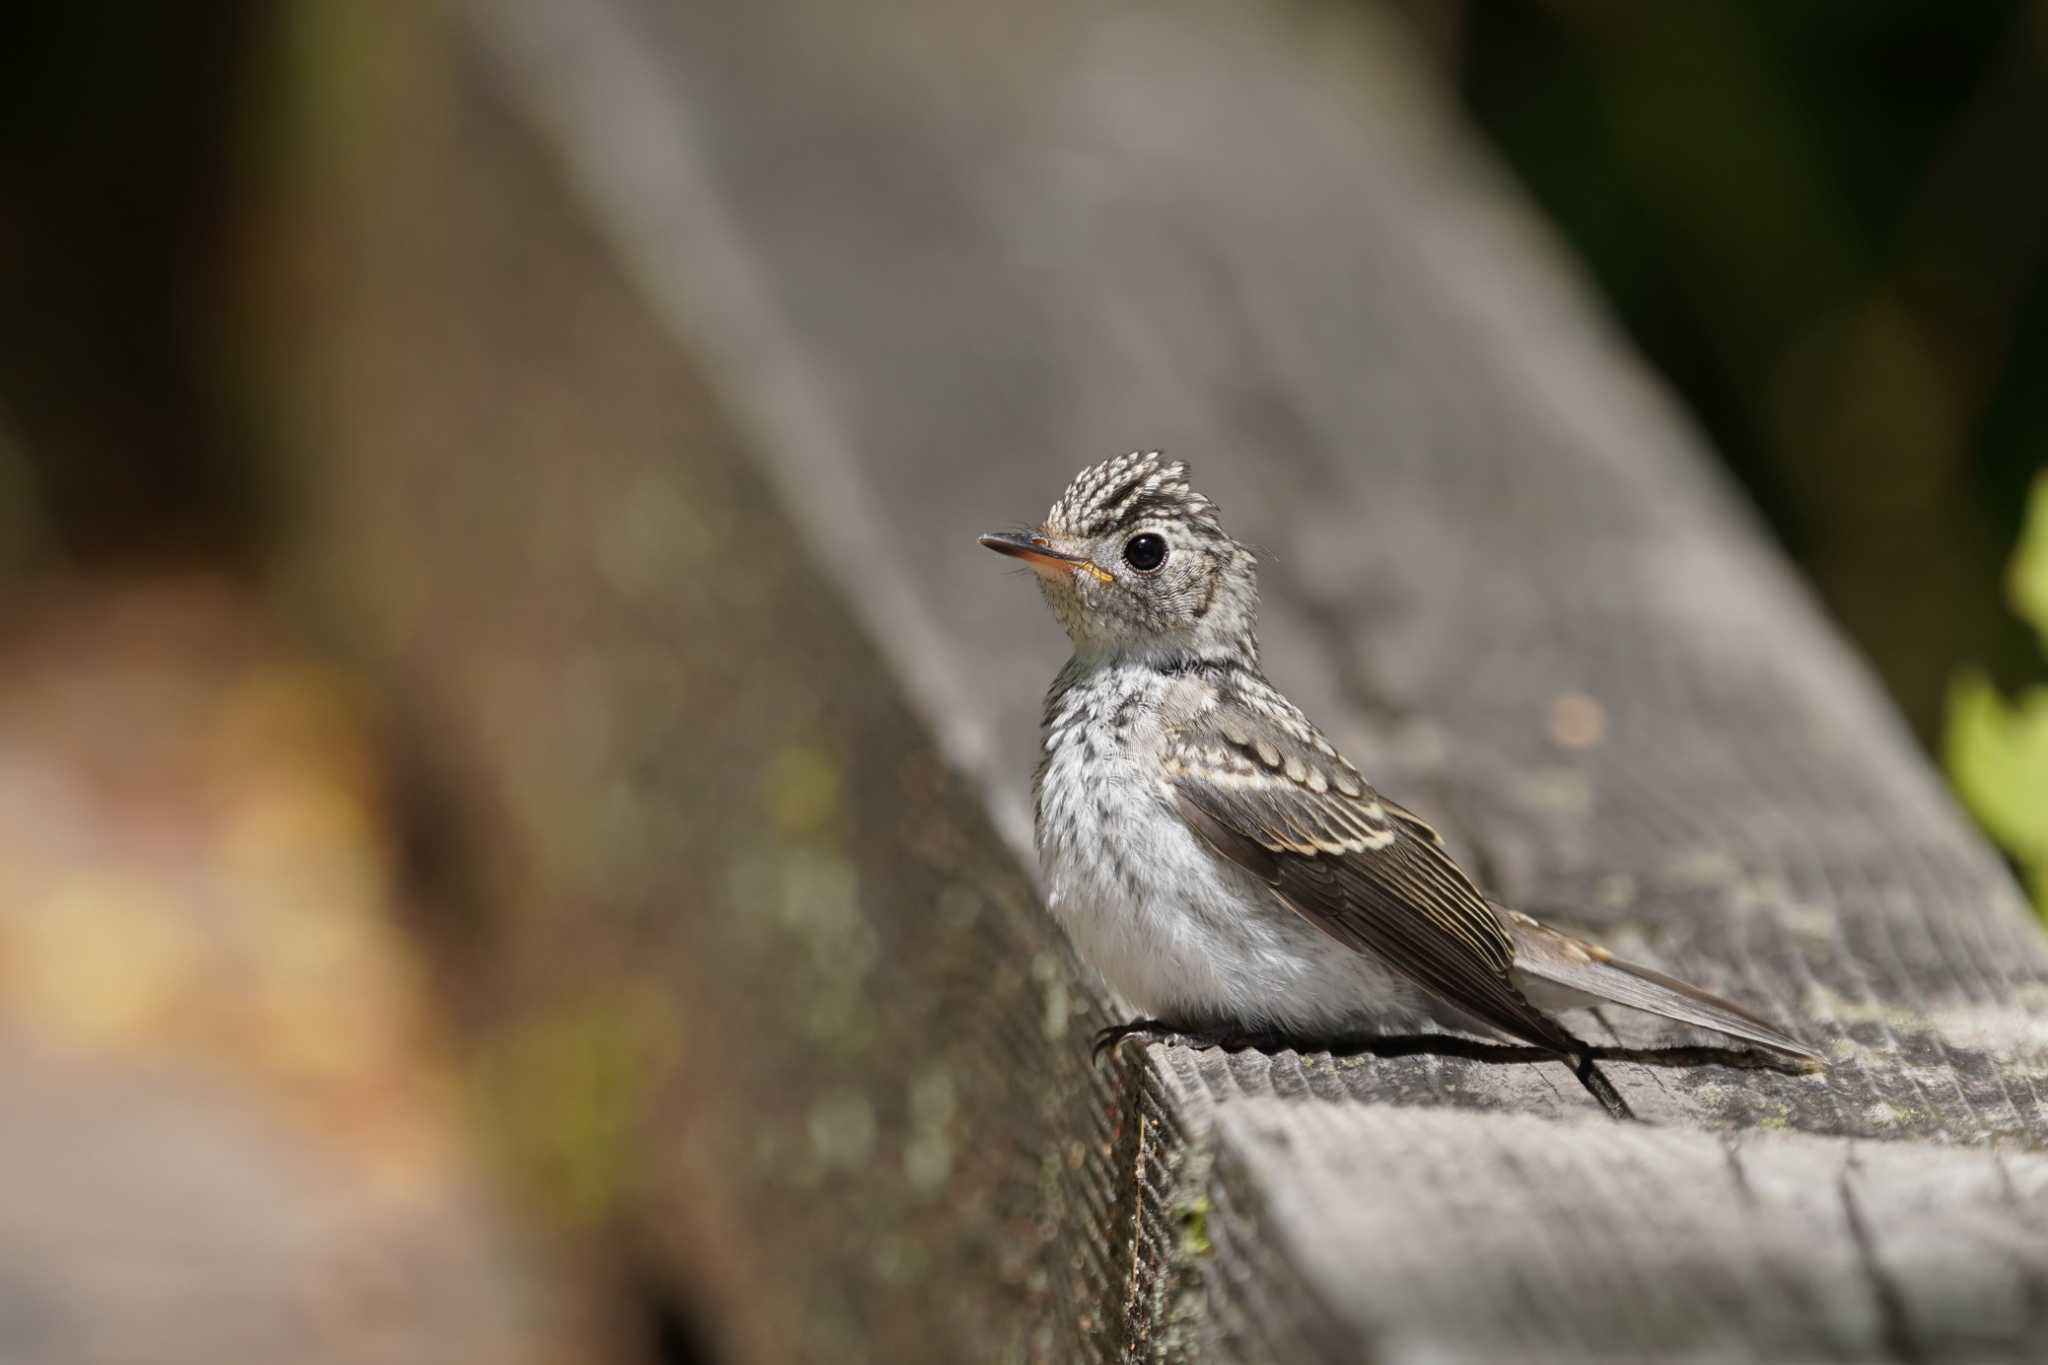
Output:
979,530,1110,582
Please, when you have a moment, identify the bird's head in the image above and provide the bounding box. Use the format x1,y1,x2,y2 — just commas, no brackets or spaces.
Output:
980,453,1259,662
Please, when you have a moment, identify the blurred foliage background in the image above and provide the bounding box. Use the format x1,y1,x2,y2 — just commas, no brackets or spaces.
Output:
0,5,265,571
1449,0,2048,746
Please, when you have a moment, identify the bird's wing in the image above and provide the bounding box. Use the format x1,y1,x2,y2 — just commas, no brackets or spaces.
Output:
1163,710,1579,1053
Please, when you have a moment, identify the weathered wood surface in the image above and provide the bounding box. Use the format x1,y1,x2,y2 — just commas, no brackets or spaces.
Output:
258,8,1129,1360
455,0,2048,1358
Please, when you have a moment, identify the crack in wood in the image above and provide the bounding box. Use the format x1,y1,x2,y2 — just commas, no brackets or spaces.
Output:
1838,1154,1925,1365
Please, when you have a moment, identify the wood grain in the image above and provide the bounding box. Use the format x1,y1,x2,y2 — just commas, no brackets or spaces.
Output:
454,0,2048,1355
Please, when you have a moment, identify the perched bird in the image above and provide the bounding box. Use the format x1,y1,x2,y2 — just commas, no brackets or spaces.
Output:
980,453,1821,1094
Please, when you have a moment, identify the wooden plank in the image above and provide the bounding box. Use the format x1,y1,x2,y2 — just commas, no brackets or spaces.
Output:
1203,1101,2048,1361
257,11,1137,1359
462,0,2048,1356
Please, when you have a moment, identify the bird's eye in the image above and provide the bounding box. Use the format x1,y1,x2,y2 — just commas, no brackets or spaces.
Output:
1122,532,1168,572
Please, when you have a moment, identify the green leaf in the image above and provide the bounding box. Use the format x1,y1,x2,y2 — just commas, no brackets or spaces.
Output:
1945,470,2048,915
1946,670,2048,866
2010,474,2048,651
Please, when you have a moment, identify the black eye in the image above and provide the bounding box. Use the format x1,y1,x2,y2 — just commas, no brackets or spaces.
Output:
1122,533,1168,572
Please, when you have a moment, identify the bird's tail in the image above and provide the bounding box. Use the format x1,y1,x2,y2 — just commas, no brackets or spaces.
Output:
1503,910,1825,1071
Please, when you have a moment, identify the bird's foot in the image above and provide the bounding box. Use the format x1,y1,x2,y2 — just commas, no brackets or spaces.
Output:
1091,1019,1180,1064
1090,1019,1288,1065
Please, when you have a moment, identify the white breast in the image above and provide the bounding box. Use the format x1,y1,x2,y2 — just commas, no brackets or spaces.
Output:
1034,671,1427,1035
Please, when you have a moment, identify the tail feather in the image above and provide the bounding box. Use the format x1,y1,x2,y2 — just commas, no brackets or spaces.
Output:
1504,910,1825,1071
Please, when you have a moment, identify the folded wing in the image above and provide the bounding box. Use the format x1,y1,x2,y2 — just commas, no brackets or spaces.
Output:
1165,708,1821,1068
1164,709,1580,1054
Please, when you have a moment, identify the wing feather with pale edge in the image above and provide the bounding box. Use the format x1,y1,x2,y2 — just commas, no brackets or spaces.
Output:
1164,710,1578,1053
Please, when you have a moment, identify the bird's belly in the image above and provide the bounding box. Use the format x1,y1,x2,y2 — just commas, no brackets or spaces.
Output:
1036,760,1425,1035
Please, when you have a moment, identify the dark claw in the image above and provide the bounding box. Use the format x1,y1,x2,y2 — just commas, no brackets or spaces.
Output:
1090,1019,1305,1064
1091,1019,1179,1064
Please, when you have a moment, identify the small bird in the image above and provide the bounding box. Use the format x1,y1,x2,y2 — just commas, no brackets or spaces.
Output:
980,453,1821,1095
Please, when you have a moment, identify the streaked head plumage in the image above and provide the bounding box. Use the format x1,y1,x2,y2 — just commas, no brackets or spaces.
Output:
1045,451,1227,543
983,452,1260,662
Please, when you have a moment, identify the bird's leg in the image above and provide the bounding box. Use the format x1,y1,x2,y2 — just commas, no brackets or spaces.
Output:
1571,1050,1638,1123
